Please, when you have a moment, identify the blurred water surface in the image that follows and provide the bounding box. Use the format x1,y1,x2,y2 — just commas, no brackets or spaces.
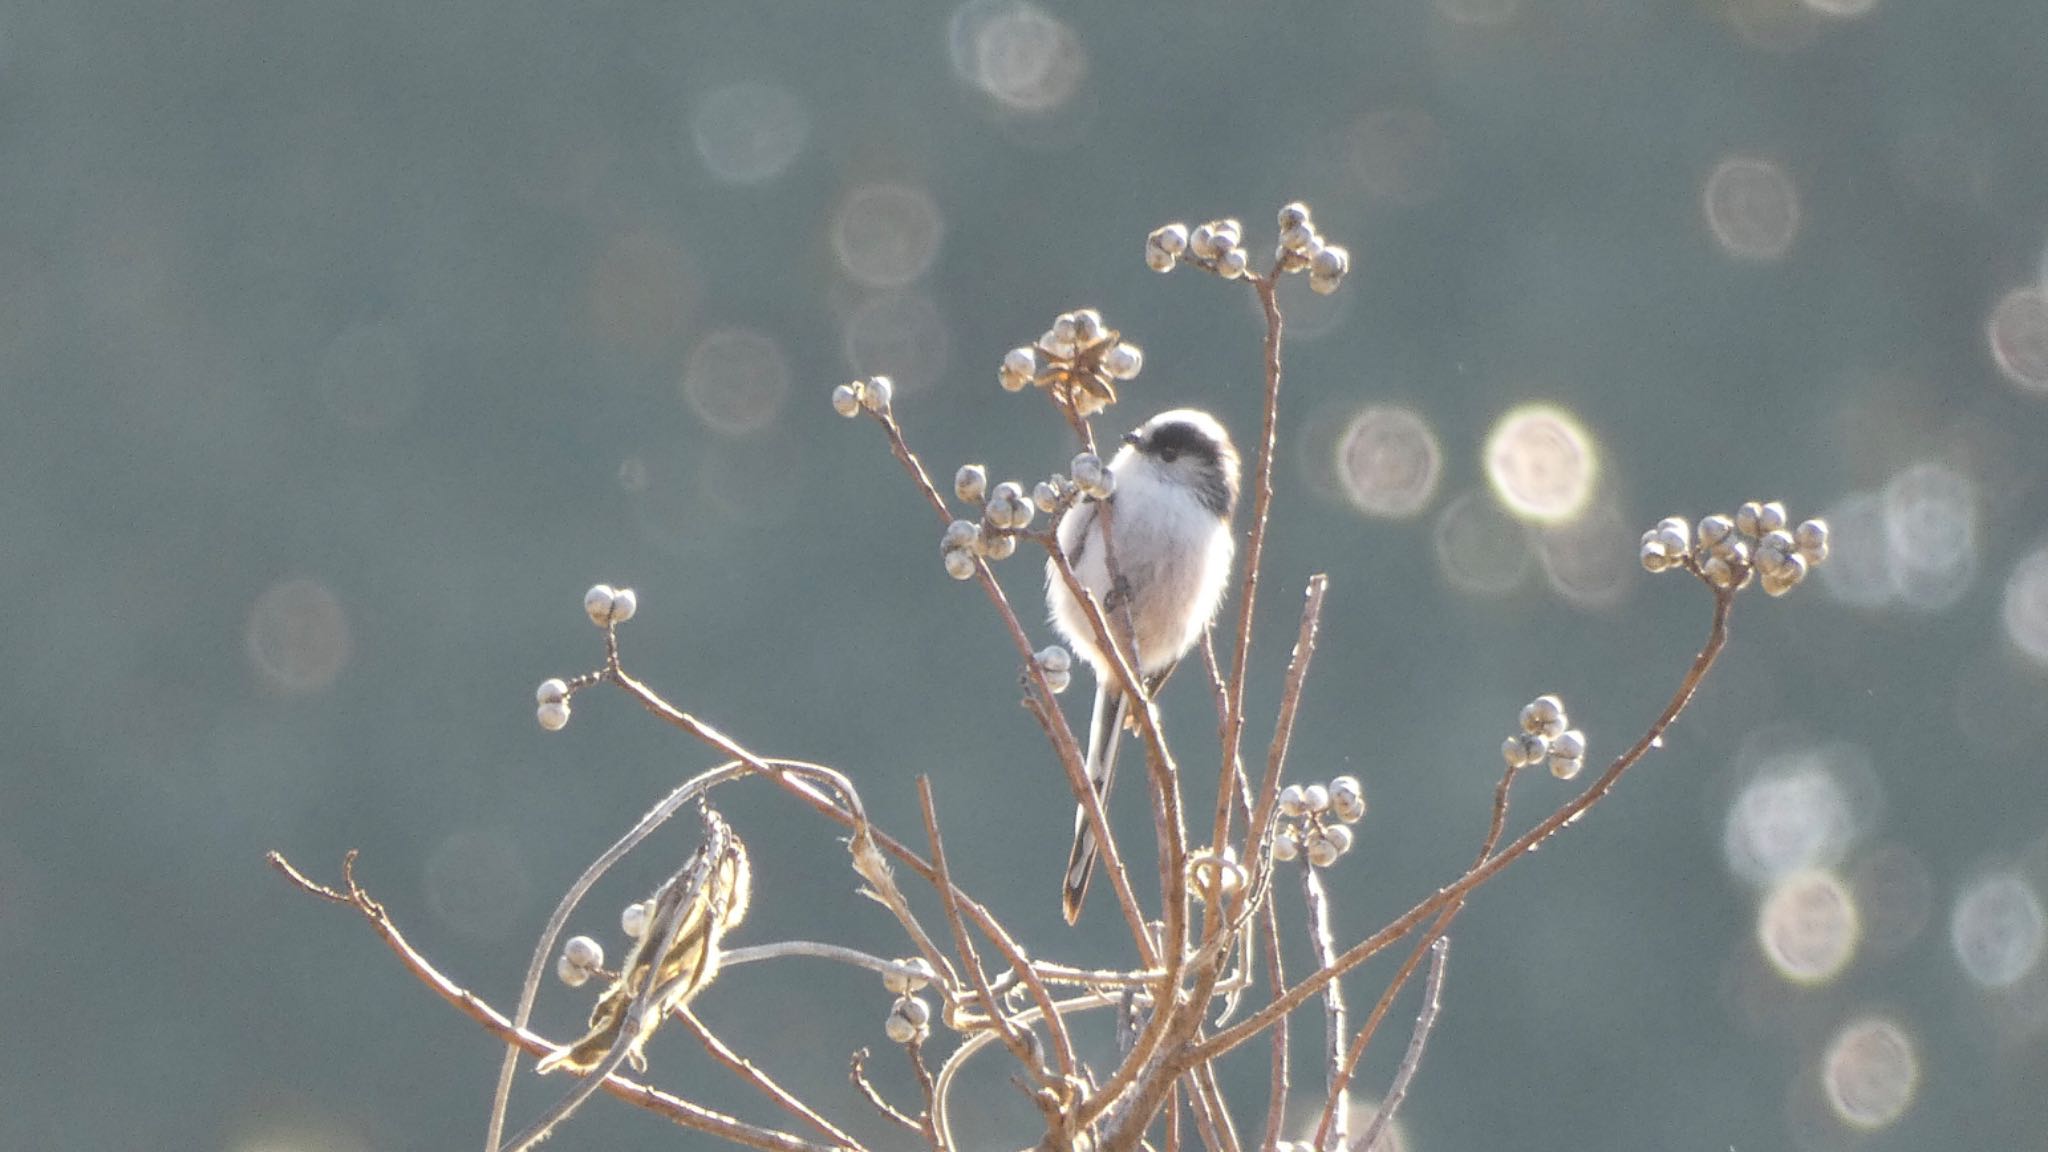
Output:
8,1,2048,1149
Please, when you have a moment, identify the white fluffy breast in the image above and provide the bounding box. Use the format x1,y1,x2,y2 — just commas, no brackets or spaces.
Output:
1046,451,1235,678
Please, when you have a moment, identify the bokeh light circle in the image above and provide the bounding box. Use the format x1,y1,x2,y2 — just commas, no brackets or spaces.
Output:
691,81,809,186
832,183,943,289
1334,405,1443,519
681,328,792,436
970,1,1085,112
1534,499,1633,609
841,291,952,394
1882,461,1976,612
1723,749,1861,886
1433,489,1532,597
1757,869,1859,985
1703,156,1800,262
1813,490,1891,609
1483,403,1599,524
1346,108,1449,207
1950,871,2046,988
2001,543,2048,667
1821,1017,1918,1130
1987,286,2048,394
423,827,532,942
246,578,351,694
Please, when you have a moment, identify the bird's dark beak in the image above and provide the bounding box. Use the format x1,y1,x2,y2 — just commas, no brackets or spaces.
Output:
1121,430,1143,448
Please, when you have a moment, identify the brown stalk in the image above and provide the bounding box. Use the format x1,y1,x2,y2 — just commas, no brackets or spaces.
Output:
848,1049,922,1135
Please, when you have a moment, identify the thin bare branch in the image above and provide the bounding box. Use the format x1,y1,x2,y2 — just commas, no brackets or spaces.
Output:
849,1049,922,1135
1257,897,1290,1152
1353,937,1448,1152
680,1008,865,1151
906,1037,945,1152
1298,863,1347,1152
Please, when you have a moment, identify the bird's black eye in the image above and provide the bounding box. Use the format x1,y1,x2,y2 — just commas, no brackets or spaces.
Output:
1158,447,1180,463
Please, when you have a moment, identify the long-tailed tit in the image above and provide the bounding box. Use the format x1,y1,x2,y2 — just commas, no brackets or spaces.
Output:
1047,408,1240,923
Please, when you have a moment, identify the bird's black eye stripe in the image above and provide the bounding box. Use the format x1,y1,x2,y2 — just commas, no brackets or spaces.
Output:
1144,421,1215,465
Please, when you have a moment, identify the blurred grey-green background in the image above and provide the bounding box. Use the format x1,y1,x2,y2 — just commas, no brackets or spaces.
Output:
10,0,2048,1148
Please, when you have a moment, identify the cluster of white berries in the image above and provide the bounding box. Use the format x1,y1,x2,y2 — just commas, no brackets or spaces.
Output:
1034,644,1073,694
1272,776,1367,868
556,934,605,988
1145,203,1350,295
998,309,1142,417
942,464,1032,580
1501,695,1587,781
1067,451,1115,499
1640,502,1831,597
830,375,895,419
583,583,638,628
536,678,572,731
881,958,936,1044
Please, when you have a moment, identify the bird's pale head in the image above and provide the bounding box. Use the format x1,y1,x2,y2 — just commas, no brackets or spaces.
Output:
1118,408,1240,519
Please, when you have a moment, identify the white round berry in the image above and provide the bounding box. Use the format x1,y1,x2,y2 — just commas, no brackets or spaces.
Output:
1310,244,1349,283
981,533,1017,561
565,934,603,971
1795,518,1830,565
1550,729,1586,762
1306,831,1340,869
1272,827,1301,862
1033,481,1061,513
556,953,592,987
1697,513,1734,547
1145,244,1176,272
1154,223,1189,255
1329,776,1366,823
1217,247,1249,280
943,547,977,581
1323,824,1354,857
537,678,569,705
1073,309,1106,345
1735,501,1764,539
621,900,651,939
1189,223,1219,260
1036,645,1072,673
1102,342,1144,381
1641,541,1673,573
944,519,980,550
861,375,893,414
609,587,637,624
537,699,571,731
885,994,931,1044
1549,754,1585,781
1301,783,1331,813
1756,501,1787,534
1000,347,1036,392
883,957,936,995
1212,219,1243,251
1277,202,1312,232
1071,452,1104,488
832,382,863,417
1278,784,1308,817
955,464,988,505
584,584,619,627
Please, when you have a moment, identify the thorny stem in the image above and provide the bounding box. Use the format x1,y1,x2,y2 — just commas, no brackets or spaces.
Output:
264,852,839,1152
1186,588,1737,1066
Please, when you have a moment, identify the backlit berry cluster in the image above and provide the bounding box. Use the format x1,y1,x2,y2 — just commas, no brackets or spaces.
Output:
997,308,1143,418
880,958,935,1045
1146,202,1351,294
1501,694,1587,781
830,375,894,419
1639,501,1831,597
1272,776,1367,868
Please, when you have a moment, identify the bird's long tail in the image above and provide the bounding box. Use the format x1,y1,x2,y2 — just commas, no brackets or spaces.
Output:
1062,682,1129,924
